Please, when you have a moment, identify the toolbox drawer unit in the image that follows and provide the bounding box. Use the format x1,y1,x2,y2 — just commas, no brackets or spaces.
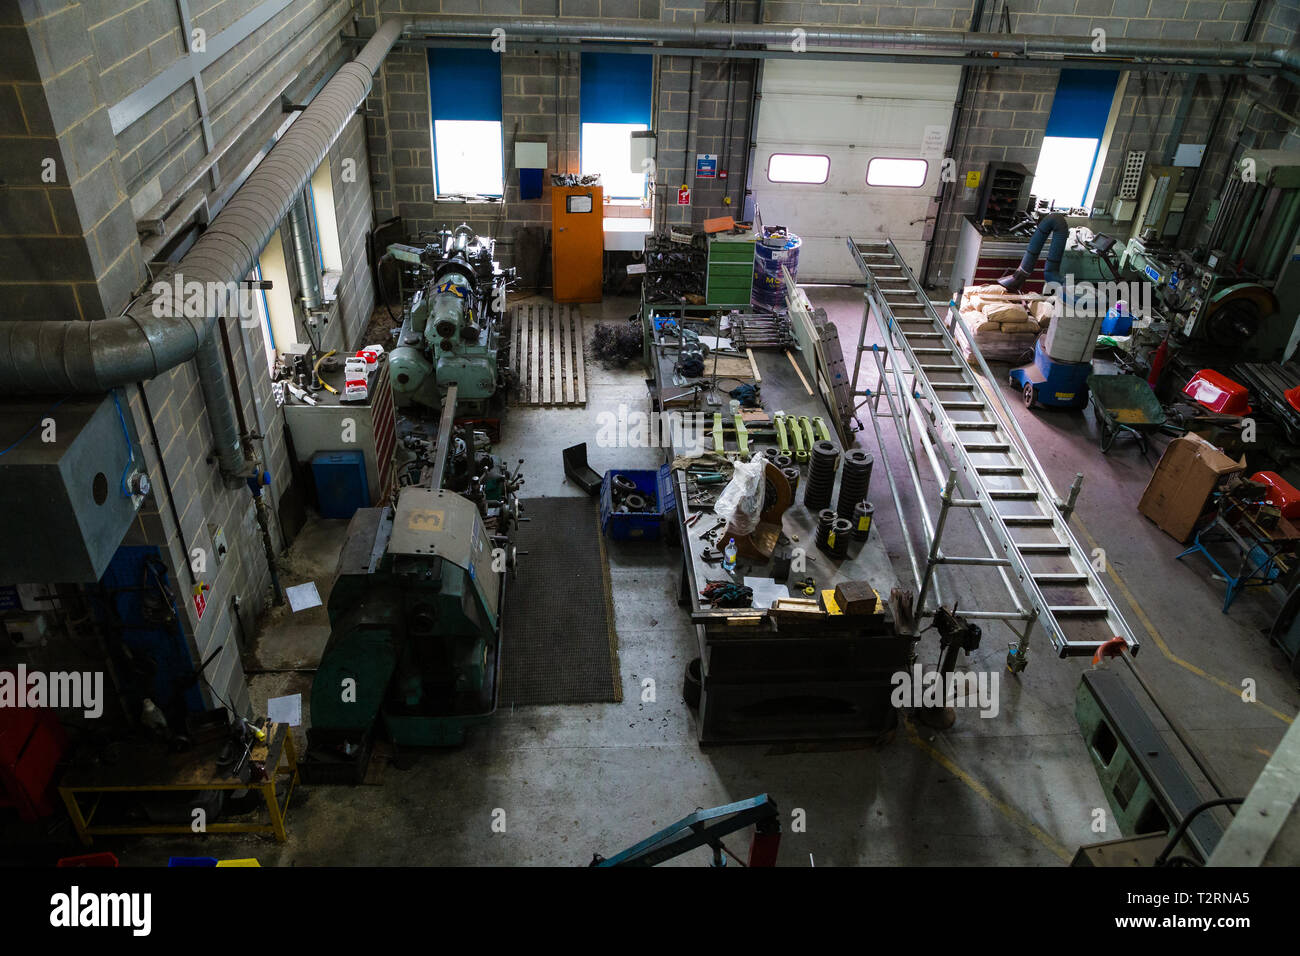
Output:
706,237,756,307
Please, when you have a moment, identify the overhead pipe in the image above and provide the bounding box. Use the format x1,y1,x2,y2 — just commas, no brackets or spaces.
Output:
0,15,406,396
404,16,1299,70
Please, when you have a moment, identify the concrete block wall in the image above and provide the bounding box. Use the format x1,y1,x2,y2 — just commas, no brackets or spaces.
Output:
1,2,145,322
367,34,585,284
332,111,380,345
358,0,1297,285
4,0,380,721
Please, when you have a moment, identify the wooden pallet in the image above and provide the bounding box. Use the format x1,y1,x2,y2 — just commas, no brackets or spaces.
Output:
510,303,587,406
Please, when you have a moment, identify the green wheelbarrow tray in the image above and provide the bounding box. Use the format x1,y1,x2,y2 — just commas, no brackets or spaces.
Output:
1086,373,1167,454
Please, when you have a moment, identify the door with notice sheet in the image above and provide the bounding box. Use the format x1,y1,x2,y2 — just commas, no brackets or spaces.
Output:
552,186,604,302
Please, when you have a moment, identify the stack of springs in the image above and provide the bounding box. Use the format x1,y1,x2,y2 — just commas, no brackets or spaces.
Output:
815,509,853,557
803,440,839,510
853,500,874,541
836,449,874,519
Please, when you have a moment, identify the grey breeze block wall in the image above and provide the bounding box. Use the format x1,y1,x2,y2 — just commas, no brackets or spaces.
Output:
2,0,379,717
360,0,1298,285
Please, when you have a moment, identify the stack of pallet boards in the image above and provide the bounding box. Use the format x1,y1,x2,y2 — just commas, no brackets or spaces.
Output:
957,284,1057,362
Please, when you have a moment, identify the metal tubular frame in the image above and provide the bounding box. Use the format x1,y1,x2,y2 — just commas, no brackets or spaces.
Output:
848,238,1140,665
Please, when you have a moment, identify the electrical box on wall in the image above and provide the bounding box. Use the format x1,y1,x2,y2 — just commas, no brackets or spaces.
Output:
0,395,145,584
1111,197,1136,222
630,131,657,173
514,141,548,169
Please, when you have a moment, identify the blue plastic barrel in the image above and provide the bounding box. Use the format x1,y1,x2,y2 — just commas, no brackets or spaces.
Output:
751,231,801,311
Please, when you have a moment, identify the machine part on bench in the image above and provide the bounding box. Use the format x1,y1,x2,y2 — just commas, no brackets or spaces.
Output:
781,465,801,496
773,411,790,456
799,416,815,456
853,500,875,542
814,509,837,553
803,440,839,511
836,449,874,520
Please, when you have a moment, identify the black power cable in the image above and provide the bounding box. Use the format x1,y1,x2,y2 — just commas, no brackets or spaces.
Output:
1154,796,1245,866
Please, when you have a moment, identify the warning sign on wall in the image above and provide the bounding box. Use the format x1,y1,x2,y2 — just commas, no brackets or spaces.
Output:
193,582,208,621
695,154,717,179
678,186,691,205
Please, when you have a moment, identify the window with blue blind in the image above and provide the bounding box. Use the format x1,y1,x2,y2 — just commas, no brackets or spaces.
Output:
1030,70,1121,211
580,52,654,201
428,49,504,198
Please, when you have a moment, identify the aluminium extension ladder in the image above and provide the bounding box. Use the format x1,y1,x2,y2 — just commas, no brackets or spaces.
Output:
847,237,1139,669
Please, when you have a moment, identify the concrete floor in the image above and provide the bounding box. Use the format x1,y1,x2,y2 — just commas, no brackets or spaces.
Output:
119,288,1298,867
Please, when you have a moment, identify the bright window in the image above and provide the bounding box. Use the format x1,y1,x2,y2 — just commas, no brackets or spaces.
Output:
581,122,649,200
257,230,297,357
250,265,275,373
1031,137,1102,210
767,153,830,184
580,52,653,201
866,157,927,188
1030,70,1121,210
428,49,504,198
434,120,505,197
309,161,343,274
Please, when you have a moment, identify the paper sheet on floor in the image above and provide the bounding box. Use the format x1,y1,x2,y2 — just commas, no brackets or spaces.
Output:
285,582,322,612
745,576,790,609
267,694,302,727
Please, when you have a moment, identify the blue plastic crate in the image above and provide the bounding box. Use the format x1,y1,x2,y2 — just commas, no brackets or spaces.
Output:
311,450,370,519
599,465,676,540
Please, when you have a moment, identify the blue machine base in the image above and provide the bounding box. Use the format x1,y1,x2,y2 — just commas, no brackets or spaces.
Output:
1008,340,1091,410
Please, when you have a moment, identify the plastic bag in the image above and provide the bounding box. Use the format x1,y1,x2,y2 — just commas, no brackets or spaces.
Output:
714,457,766,535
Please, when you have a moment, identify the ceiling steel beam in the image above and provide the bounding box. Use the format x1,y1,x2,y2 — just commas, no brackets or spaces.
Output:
109,0,295,135
390,35,1282,76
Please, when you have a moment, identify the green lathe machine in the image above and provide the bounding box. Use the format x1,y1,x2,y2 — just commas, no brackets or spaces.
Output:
305,387,523,780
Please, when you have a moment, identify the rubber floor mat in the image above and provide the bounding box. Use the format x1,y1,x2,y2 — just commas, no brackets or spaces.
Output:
499,497,622,705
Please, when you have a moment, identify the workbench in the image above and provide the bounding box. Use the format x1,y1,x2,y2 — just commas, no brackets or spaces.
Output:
59,722,298,845
646,303,911,745
1177,496,1300,612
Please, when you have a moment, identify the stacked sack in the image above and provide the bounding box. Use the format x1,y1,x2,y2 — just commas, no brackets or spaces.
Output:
957,284,1058,362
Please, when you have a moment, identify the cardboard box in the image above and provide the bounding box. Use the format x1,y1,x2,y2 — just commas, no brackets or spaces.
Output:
1138,434,1246,542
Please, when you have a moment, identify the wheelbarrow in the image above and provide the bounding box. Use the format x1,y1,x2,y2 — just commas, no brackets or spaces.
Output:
1087,373,1166,454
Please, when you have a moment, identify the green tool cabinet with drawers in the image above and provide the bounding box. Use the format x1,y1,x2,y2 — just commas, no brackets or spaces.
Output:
706,236,756,307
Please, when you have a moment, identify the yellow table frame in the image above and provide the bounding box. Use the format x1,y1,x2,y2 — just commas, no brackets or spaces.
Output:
59,725,298,846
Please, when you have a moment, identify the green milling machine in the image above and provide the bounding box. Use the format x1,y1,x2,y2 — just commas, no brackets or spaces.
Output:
305,386,524,781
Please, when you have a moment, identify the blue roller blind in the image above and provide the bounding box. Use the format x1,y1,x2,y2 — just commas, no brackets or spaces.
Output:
1044,70,1120,139
580,52,653,125
428,48,502,121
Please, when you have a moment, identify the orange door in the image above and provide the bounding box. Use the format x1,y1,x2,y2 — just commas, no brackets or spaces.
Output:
552,186,604,303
